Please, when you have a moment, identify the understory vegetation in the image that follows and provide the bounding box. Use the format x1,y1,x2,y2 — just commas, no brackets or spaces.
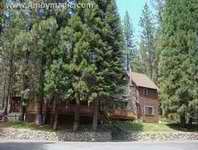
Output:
0,0,198,130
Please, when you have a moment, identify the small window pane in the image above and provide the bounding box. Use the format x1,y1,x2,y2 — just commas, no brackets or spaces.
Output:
145,106,154,115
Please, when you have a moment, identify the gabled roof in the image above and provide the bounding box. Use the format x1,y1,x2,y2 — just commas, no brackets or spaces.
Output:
131,72,159,90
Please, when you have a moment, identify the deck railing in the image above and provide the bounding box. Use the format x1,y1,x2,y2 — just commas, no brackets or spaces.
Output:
27,103,94,116
110,109,137,120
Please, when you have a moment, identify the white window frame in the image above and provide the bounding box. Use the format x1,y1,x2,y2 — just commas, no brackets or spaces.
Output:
144,106,155,115
143,88,149,96
143,88,158,97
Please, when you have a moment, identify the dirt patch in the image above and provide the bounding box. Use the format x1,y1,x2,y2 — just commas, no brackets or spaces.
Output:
0,122,112,142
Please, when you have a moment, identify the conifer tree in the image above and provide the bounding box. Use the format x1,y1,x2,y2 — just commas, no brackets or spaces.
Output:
139,3,156,80
59,0,126,130
123,11,136,71
1,7,28,115
1,0,126,131
31,0,70,125
159,0,198,126
90,0,126,130
0,0,3,34
45,0,100,130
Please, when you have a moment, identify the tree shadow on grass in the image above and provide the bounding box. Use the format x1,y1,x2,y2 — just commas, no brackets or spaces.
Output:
111,121,143,141
167,123,198,132
0,128,4,137
0,122,9,137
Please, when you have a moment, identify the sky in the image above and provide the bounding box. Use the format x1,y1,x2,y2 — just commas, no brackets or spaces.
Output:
116,0,146,39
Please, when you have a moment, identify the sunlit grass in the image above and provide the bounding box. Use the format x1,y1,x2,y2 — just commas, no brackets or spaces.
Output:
4,121,53,132
113,121,198,132
142,122,175,132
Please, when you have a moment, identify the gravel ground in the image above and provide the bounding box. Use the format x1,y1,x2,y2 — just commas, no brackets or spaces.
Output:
0,127,111,142
0,127,59,141
112,128,198,142
0,125,198,142
124,132,198,142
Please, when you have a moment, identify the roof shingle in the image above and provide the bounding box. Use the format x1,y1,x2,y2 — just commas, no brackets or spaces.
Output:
131,72,159,90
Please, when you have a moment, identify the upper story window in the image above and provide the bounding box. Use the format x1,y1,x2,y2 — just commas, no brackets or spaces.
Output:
144,106,155,115
143,88,157,97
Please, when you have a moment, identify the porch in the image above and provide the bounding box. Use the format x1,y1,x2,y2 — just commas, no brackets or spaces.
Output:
110,109,137,120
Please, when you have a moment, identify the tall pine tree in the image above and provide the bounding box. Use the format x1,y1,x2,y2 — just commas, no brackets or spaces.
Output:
139,3,156,80
159,0,198,126
123,11,136,71
59,0,126,131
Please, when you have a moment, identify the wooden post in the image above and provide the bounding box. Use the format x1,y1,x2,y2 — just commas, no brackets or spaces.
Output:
92,99,99,131
53,111,58,130
73,98,80,132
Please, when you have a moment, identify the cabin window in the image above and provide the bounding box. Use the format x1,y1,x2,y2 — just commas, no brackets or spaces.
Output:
144,106,154,115
143,88,157,96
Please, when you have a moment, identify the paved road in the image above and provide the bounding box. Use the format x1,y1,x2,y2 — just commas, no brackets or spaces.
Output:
0,142,198,150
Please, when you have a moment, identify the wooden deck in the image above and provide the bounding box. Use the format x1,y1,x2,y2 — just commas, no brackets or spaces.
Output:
110,109,137,120
53,104,94,116
12,99,136,120
27,103,94,117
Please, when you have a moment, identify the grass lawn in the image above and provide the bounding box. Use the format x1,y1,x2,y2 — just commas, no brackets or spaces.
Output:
0,121,109,132
1,121,197,133
1,121,53,132
139,122,175,132
112,121,198,133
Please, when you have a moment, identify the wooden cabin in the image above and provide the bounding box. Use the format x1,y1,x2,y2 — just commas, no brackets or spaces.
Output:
9,72,159,124
130,72,160,123
25,100,96,125
109,72,160,123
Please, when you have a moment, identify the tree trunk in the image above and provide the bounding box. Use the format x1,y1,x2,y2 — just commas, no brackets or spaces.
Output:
20,105,26,121
4,95,9,115
53,111,58,130
4,76,12,115
50,112,54,127
36,100,43,125
188,117,193,128
92,99,99,131
4,53,14,115
43,100,47,124
180,115,186,128
1,76,7,110
50,97,55,127
21,50,30,122
52,97,58,130
50,97,57,128
73,99,80,132
36,55,45,125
